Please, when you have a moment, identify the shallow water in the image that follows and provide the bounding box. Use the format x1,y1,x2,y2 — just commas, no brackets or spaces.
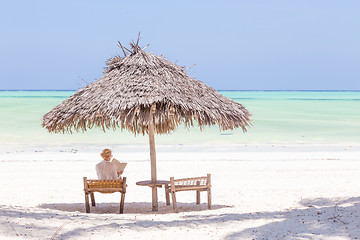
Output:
0,90,359,146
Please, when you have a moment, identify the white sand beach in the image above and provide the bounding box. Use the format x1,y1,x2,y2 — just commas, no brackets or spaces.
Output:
0,144,360,239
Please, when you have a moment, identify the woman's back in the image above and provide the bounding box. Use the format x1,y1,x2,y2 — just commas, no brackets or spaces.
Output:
96,160,118,180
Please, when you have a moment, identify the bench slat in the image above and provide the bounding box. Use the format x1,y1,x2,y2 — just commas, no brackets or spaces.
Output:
85,188,124,192
174,187,208,192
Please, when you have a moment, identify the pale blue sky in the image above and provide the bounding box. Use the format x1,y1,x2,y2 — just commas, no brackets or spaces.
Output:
0,0,359,90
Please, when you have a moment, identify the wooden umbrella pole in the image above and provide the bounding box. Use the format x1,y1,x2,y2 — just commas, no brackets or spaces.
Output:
149,104,158,211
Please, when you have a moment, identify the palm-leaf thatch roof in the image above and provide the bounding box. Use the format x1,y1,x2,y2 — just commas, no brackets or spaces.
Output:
42,39,251,135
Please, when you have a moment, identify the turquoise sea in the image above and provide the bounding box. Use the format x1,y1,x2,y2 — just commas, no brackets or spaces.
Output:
0,90,360,147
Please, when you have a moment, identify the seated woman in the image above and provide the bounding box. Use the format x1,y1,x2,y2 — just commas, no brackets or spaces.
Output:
96,149,118,180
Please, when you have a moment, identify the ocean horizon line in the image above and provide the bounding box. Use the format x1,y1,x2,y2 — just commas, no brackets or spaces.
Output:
1,89,360,92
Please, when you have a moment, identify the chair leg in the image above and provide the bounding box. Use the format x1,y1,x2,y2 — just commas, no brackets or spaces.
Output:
90,192,96,206
171,191,177,212
207,188,212,209
85,193,90,213
170,177,178,212
120,192,125,214
196,181,200,204
196,191,201,204
165,184,170,206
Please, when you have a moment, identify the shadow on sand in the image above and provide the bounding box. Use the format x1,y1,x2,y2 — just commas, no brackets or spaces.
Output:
37,201,233,214
1,197,359,239
222,196,360,239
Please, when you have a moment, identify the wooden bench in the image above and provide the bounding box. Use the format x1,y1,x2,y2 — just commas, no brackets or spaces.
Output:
83,177,127,214
166,174,211,212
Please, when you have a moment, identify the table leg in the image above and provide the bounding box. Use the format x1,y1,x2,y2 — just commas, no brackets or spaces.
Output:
165,184,170,205
152,185,158,211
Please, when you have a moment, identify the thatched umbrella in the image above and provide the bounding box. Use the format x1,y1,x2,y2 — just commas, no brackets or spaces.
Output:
42,36,252,211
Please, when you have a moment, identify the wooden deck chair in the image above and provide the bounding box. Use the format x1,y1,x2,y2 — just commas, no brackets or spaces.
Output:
167,174,211,212
83,177,127,214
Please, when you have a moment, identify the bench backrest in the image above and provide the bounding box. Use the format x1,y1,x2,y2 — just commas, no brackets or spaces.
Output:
83,177,126,193
173,176,208,186
171,174,211,191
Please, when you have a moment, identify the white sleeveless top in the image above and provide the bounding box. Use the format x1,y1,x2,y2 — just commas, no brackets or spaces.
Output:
95,160,117,180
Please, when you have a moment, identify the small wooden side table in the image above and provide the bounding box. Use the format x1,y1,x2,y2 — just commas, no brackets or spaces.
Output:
136,180,171,206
